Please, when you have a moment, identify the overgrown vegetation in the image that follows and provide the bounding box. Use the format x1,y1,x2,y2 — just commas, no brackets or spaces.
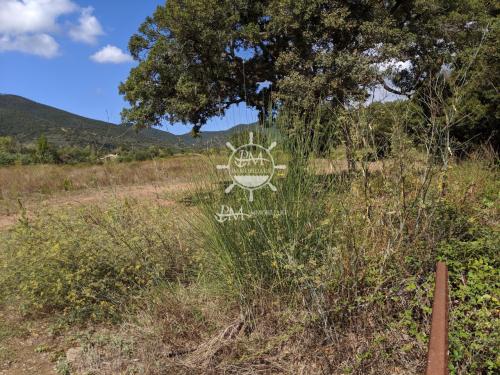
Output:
0,200,192,322
0,115,497,374
0,1,498,373
441,229,499,374
437,159,499,374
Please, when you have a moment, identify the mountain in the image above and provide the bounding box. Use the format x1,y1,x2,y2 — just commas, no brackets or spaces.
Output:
0,94,251,149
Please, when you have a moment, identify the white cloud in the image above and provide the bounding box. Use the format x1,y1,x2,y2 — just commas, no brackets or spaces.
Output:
0,1,105,58
69,6,103,44
0,0,77,34
0,33,59,58
90,45,133,64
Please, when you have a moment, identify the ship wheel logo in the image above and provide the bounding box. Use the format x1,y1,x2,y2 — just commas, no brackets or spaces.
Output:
217,132,286,202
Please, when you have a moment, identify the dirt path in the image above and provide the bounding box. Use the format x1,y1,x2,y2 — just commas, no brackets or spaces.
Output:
0,182,192,231
0,309,57,375
0,339,56,375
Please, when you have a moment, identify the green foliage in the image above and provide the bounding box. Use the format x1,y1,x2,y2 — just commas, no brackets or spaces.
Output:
0,133,179,166
406,1,500,155
36,134,49,154
35,134,57,163
121,0,497,153
439,229,500,374
120,0,410,128
56,145,95,164
0,201,192,322
0,151,17,166
398,159,499,373
0,136,22,166
450,16,500,152
362,100,421,157
0,136,14,151
117,145,174,163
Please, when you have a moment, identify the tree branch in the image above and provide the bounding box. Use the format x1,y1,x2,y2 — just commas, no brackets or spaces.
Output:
378,78,413,98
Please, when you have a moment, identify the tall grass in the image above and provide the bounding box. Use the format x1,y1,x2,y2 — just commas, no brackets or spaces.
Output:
181,108,498,373
188,123,332,306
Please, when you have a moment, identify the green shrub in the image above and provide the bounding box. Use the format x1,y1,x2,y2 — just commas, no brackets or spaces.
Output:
0,200,192,322
439,229,500,374
56,146,93,164
0,151,16,166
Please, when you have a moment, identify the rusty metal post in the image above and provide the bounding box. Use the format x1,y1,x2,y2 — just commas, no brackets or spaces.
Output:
425,261,449,375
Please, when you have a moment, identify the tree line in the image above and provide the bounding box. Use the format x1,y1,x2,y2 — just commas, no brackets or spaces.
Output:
0,135,176,166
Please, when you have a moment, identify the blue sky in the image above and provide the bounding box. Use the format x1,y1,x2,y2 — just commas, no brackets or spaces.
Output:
0,0,258,135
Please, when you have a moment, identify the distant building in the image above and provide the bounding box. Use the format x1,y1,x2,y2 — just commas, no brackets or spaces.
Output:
100,154,119,162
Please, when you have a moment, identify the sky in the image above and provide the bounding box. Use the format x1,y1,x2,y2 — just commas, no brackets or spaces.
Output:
0,0,258,135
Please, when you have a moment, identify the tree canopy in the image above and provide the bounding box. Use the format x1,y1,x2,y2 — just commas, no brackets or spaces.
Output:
120,0,497,140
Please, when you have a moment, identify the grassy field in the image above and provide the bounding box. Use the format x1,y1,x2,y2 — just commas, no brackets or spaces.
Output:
0,147,498,374
0,155,216,229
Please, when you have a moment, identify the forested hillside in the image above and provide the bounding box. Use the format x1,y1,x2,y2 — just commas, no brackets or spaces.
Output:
0,94,251,149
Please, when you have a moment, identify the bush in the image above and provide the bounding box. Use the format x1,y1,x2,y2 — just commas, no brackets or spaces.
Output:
56,146,93,164
193,114,434,328
0,151,16,166
0,200,193,322
0,135,178,166
439,229,500,374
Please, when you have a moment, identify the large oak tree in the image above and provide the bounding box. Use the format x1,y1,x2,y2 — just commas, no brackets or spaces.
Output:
120,0,496,141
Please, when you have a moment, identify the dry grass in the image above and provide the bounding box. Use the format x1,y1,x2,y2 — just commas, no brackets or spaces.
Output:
0,154,377,217
0,155,201,196
67,290,427,375
0,155,217,217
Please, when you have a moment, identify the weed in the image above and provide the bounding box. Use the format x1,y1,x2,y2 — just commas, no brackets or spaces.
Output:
0,200,192,322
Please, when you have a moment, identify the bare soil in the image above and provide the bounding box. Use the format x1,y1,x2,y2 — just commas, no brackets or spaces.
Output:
0,310,57,375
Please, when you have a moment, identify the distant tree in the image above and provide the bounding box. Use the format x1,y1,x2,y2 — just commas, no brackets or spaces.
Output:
450,16,499,152
35,134,58,163
0,136,14,152
403,1,499,154
0,136,16,166
36,134,49,155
